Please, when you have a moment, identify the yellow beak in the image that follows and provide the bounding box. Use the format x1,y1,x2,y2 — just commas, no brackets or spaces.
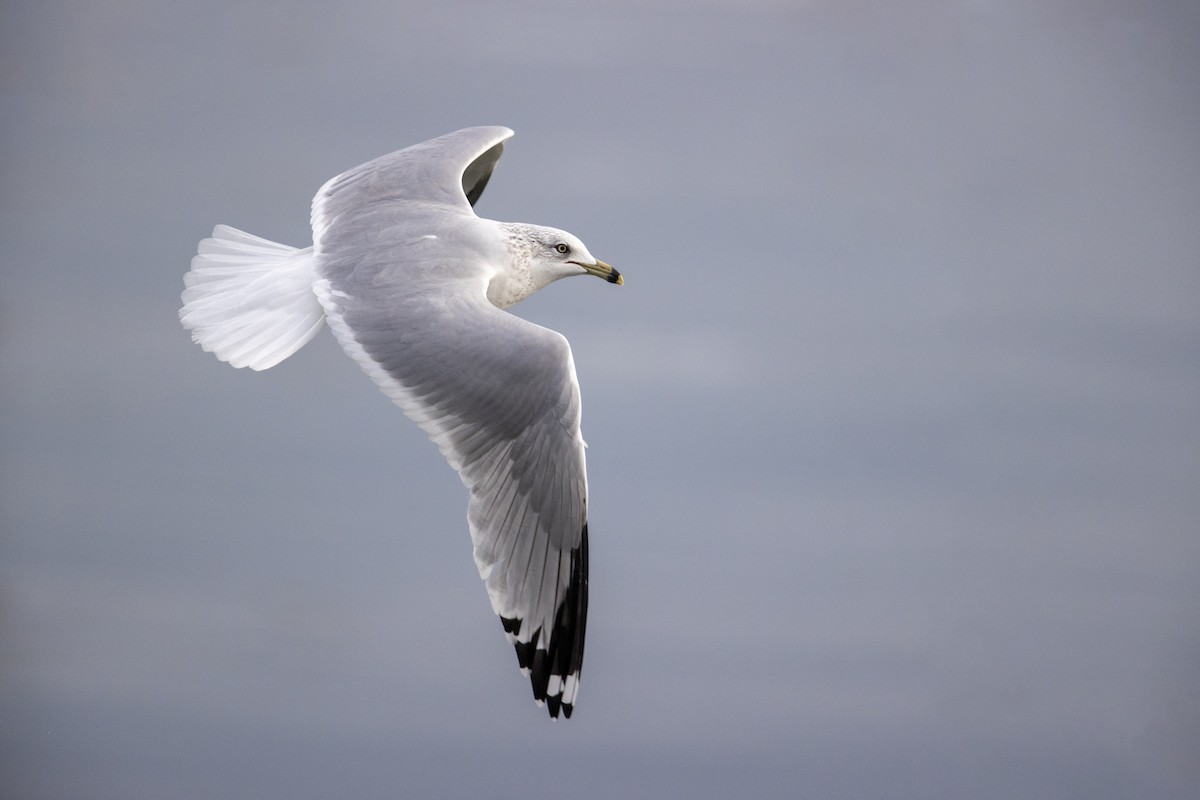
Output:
573,259,623,285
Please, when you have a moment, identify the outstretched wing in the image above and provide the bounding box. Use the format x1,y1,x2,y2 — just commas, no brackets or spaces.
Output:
309,127,588,717
311,126,512,245
317,278,589,718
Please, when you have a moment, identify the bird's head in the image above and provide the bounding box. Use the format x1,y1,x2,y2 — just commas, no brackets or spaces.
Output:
514,224,622,287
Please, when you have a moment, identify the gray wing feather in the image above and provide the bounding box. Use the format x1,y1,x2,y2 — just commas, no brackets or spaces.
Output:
311,126,513,240
316,274,588,716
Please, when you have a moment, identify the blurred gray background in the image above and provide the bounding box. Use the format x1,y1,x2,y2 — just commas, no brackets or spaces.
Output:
2,1,1197,798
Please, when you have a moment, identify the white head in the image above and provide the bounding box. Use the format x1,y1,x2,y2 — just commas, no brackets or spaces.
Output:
491,223,622,308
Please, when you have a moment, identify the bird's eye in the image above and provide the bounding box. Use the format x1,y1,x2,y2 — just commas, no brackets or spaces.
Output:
555,243,570,254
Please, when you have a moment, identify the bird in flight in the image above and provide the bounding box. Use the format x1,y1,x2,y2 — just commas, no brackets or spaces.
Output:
180,126,622,718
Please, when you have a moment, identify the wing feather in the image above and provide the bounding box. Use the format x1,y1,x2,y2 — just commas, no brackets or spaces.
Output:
311,126,513,243
313,271,589,717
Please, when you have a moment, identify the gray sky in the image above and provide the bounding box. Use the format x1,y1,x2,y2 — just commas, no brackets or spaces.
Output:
2,1,1198,798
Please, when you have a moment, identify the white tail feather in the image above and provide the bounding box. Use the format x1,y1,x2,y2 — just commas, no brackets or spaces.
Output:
180,225,324,370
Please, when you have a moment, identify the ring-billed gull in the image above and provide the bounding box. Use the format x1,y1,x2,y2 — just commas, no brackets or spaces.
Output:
179,126,622,718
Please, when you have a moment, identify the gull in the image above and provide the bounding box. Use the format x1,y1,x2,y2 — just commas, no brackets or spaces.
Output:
179,126,622,718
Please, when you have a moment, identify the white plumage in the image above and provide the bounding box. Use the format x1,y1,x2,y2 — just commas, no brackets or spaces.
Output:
180,225,323,370
180,127,621,718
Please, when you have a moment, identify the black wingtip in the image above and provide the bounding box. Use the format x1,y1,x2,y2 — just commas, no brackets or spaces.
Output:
501,524,589,719
513,637,535,671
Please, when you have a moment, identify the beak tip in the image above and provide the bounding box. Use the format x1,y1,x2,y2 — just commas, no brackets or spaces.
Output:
579,259,623,285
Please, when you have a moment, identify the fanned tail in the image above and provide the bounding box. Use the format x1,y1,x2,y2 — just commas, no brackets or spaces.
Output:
179,225,324,370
